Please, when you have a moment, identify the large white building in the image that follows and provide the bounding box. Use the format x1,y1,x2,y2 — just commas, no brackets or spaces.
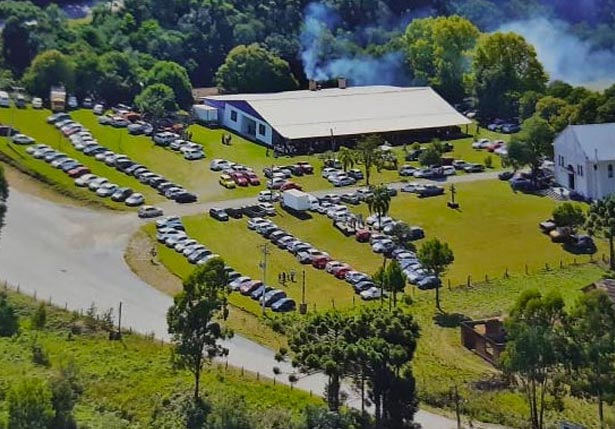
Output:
554,123,615,199
199,85,471,147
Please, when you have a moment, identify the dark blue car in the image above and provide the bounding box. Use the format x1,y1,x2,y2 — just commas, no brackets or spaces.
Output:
271,298,296,312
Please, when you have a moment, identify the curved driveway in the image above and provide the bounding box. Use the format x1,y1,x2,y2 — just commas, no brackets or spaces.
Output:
0,178,505,429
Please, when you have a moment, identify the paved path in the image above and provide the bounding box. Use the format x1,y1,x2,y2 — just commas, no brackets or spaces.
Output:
160,170,503,218
0,181,506,429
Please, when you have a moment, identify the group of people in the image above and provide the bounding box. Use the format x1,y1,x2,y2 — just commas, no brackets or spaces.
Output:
278,270,297,285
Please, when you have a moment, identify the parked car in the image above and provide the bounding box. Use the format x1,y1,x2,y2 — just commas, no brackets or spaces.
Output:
219,174,236,189
138,206,163,218
173,192,197,203
31,97,43,109
417,184,444,198
271,297,296,312
296,161,314,174
417,276,441,290
209,208,229,221
463,163,485,173
11,133,35,145
399,165,417,176
348,168,364,180
153,132,178,146
360,286,384,300
125,193,144,206
95,183,118,197
111,187,133,202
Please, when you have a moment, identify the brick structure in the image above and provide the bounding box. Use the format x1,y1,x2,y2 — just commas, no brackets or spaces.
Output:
460,319,507,365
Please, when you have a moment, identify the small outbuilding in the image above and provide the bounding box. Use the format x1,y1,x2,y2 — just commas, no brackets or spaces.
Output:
460,318,507,365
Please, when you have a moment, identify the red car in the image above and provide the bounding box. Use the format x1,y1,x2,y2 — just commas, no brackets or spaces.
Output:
334,266,352,279
245,172,261,186
240,280,263,295
280,181,303,191
486,141,504,152
296,161,314,174
230,172,249,187
312,255,331,269
67,166,91,178
355,229,371,243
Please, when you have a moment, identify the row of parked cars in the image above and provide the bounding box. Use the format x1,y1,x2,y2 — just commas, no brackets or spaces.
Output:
210,159,262,189
246,217,384,300
45,113,198,204
156,216,297,312
153,132,205,160
472,138,508,157
263,162,314,190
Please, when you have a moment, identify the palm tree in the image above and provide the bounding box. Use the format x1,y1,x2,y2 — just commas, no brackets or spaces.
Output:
356,135,382,185
366,184,391,232
337,147,356,172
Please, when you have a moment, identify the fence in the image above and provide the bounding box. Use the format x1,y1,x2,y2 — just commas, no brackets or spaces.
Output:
1,279,310,393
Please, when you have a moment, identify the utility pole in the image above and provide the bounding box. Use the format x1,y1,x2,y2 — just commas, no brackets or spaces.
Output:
258,243,270,315
117,301,123,339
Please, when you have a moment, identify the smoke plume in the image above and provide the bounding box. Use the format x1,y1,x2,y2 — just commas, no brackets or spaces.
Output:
299,2,411,86
499,17,615,88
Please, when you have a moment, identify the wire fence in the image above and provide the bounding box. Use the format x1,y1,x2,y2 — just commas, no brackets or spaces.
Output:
1,279,309,393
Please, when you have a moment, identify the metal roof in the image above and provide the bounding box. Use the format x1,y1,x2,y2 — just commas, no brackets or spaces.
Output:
561,123,615,161
206,86,471,140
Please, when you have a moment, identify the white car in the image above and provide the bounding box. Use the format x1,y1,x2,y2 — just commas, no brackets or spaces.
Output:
93,104,104,115
26,144,48,155
96,183,118,197
74,174,97,187
471,138,491,149
372,238,395,253
442,166,456,176
210,159,234,171
321,167,339,178
67,96,78,109
153,132,179,146
325,260,344,274
125,193,144,206
229,276,251,291
267,178,286,189
31,97,43,109
258,202,276,216
184,148,205,160
326,205,349,219
247,217,272,230
11,133,35,145
360,286,384,301
88,177,109,191
258,190,280,202
401,182,425,193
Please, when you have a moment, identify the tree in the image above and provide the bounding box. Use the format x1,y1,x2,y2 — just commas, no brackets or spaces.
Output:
0,292,18,337
22,50,74,98
518,90,543,120
31,302,47,330
167,258,232,401
417,239,454,311
472,32,548,119
418,146,441,166
535,96,577,133
206,395,251,429
146,60,193,109
289,311,352,411
501,290,566,429
0,164,8,238
404,16,479,101
134,83,177,133
507,116,554,181
356,135,382,186
385,260,406,308
97,51,141,106
50,361,82,429
337,147,356,172
366,184,391,233
346,307,420,427
215,44,298,94
586,195,615,270
7,378,54,429
552,202,585,231
564,291,615,429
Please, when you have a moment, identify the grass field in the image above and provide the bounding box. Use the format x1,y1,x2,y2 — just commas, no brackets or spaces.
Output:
0,106,510,207
147,213,609,426
150,179,602,315
0,290,318,428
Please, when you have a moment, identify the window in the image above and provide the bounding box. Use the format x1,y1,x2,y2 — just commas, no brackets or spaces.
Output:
609,164,613,178
558,155,564,167
577,165,583,177
258,124,266,135
230,110,237,122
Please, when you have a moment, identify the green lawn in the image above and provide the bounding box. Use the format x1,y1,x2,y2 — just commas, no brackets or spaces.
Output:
0,290,318,428
0,106,511,207
152,180,600,314
147,178,611,426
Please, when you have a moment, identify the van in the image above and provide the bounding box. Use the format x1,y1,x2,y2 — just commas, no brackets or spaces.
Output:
15,94,26,108
0,91,9,108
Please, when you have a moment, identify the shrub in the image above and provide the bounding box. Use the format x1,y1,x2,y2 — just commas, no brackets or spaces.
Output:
31,303,47,330
0,293,19,337
31,342,51,367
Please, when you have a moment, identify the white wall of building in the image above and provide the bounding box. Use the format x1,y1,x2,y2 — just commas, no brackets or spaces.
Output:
220,104,273,146
554,129,615,199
